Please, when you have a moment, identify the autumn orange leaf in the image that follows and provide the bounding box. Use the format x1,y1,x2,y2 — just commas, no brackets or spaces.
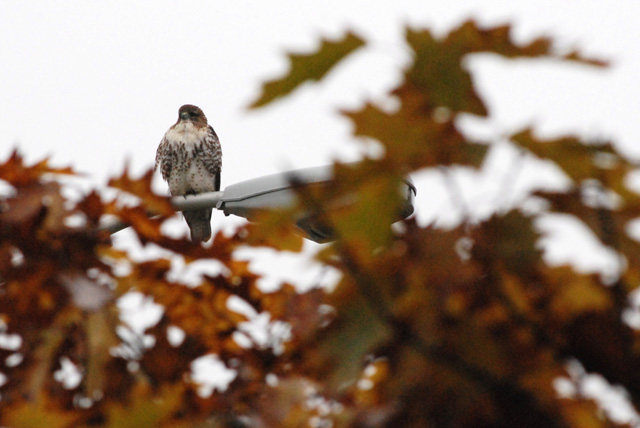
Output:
0,149,76,188
108,165,174,217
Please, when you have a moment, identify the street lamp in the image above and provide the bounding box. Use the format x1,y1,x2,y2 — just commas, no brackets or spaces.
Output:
102,164,416,243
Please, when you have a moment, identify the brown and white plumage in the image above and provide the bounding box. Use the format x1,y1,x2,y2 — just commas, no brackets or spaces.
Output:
155,105,222,242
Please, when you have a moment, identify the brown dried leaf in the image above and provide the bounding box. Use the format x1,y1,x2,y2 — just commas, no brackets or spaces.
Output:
511,128,633,188
403,20,606,116
108,166,174,216
471,211,543,278
343,101,488,170
0,149,76,188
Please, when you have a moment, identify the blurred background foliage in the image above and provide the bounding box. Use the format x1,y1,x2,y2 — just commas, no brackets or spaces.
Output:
1,20,638,428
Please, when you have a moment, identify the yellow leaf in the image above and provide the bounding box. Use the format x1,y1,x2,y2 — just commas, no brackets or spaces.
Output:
105,382,184,428
545,266,612,322
2,396,80,428
244,208,305,252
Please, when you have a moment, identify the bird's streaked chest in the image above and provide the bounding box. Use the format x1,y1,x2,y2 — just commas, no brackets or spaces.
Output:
162,122,218,195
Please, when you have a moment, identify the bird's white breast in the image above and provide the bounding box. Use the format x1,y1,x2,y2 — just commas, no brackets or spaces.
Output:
165,122,209,148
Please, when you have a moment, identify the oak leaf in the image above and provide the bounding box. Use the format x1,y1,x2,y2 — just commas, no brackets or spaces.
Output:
249,32,365,108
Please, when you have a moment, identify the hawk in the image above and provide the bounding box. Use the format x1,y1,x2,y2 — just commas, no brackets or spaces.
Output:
155,104,222,242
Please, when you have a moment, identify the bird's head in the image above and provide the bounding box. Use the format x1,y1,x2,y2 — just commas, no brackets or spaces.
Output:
178,104,207,124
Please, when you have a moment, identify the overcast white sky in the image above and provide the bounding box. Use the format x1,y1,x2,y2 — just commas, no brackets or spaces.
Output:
2,1,638,188
2,1,640,423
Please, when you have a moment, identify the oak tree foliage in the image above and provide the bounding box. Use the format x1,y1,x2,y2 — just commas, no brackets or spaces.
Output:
1,20,638,428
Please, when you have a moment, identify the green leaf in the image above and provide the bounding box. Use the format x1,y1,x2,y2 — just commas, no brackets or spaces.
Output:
249,32,365,108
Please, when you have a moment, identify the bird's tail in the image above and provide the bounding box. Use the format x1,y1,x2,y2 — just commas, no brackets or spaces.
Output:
183,209,212,242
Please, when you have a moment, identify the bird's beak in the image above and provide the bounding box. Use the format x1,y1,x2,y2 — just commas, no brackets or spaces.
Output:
180,112,189,121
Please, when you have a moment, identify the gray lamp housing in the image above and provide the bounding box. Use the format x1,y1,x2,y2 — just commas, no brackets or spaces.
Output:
216,164,416,243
